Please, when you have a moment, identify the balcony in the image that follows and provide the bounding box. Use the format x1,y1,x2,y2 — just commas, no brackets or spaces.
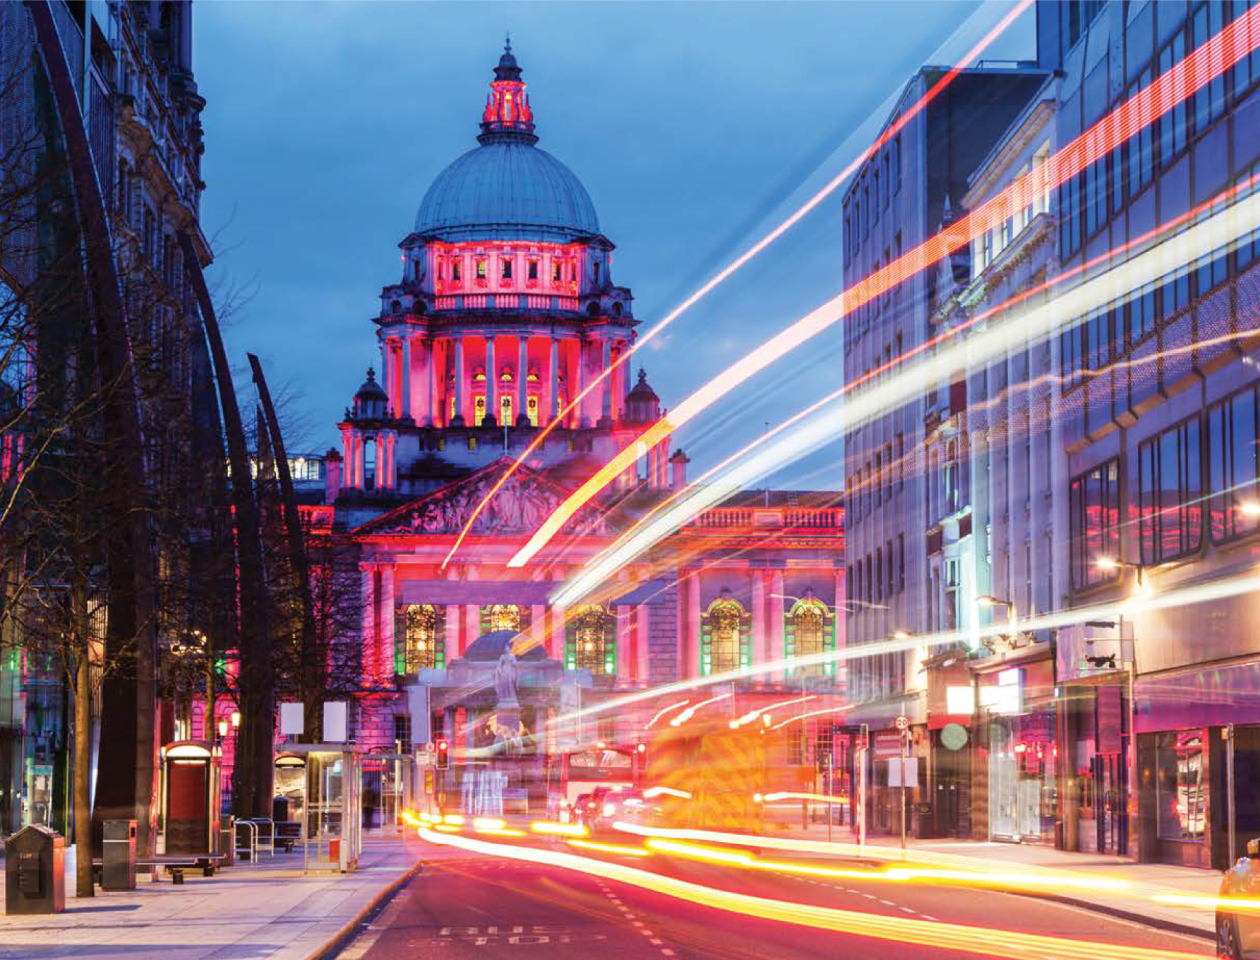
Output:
431,293,581,314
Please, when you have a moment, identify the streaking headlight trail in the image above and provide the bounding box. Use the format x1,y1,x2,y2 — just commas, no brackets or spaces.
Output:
438,0,1033,570
512,6,1260,570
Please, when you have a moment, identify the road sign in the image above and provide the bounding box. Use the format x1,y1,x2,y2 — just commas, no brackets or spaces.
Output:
894,715,909,731
424,741,435,753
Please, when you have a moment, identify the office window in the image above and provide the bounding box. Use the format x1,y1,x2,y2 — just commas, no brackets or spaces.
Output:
1069,458,1120,590
1059,174,1081,257
897,532,905,592
1127,69,1154,196
501,257,513,280
881,150,891,208
892,135,901,192
1231,0,1260,99
1162,270,1191,321
1138,416,1203,564
1061,321,1084,392
895,432,905,490
1158,33,1188,166
1208,383,1260,541
1127,282,1157,345
1192,2,1227,133
873,169,881,225
1195,247,1229,296
875,547,884,601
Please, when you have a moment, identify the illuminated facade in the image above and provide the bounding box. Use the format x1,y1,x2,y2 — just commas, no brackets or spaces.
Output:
307,45,845,818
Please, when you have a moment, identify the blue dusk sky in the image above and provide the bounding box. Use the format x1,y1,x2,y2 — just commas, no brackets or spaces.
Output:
197,1,1035,485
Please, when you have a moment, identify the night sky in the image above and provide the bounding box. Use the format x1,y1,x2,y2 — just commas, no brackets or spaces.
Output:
197,1,1034,486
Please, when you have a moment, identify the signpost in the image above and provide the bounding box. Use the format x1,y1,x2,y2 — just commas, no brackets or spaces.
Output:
895,716,909,853
857,724,868,853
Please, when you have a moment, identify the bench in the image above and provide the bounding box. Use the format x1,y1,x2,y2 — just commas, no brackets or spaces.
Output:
92,853,225,884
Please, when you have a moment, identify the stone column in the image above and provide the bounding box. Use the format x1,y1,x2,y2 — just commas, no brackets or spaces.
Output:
386,432,397,489
341,427,355,489
616,604,631,682
550,603,567,661
636,603,650,684
549,337,561,427
427,338,439,426
400,336,412,420
751,568,766,668
687,569,702,680
530,604,546,654
599,337,613,425
516,335,529,425
834,566,847,686
380,564,396,682
361,563,377,686
484,335,497,425
770,569,786,680
452,335,466,426
355,434,365,488
576,338,590,427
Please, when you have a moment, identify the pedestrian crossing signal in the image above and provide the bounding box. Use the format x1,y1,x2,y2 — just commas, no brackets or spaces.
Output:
435,738,449,769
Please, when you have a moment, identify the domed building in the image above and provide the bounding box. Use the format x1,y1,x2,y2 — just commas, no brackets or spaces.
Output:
307,45,845,822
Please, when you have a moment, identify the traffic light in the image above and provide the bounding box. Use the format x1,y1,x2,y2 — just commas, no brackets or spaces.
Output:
435,738,449,770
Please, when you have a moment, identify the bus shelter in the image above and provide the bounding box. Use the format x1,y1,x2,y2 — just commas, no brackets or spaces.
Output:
159,741,222,861
280,743,362,872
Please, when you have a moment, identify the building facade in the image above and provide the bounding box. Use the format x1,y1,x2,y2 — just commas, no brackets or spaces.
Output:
307,46,846,821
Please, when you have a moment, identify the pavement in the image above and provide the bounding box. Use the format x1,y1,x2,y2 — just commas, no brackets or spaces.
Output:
765,821,1224,938
0,829,422,960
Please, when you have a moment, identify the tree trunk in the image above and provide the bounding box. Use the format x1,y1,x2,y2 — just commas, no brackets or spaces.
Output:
72,577,93,898
74,651,93,898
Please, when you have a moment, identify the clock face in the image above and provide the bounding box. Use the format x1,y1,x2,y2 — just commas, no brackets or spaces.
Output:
940,723,969,751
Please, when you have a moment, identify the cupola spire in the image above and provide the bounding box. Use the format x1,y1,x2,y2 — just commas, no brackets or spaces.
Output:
480,37,536,145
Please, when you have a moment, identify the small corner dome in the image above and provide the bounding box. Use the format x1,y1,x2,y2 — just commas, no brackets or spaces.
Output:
354,367,387,402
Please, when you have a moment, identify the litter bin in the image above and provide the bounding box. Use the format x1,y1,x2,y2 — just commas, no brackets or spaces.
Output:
913,802,936,839
5,824,65,914
102,819,136,891
219,816,235,868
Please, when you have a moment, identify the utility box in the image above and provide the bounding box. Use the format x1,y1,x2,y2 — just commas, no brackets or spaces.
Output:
5,824,65,914
102,820,137,891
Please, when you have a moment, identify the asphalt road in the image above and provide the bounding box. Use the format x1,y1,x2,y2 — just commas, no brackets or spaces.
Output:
340,842,1216,960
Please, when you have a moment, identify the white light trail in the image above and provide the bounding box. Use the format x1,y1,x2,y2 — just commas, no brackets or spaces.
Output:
552,184,1260,608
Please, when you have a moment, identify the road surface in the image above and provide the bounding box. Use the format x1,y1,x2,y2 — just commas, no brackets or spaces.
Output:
337,840,1214,960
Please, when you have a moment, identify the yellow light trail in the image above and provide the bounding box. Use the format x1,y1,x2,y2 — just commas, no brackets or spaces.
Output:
1152,894,1260,915
769,706,850,731
416,828,1203,960
437,1,1034,572
760,792,851,805
566,838,652,858
530,821,589,837
645,698,691,728
670,690,733,726
512,7,1260,571
643,786,693,800
731,694,815,728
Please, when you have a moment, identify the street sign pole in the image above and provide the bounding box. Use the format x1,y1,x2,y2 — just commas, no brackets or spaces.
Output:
895,714,909,855
858,723,868,853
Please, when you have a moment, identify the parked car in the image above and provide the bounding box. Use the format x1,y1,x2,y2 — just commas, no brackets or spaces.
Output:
1216,838,1260,958
586,788,664,836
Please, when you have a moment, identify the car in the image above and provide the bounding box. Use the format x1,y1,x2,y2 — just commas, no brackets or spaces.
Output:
586,788,664,836
1216,838,1260,958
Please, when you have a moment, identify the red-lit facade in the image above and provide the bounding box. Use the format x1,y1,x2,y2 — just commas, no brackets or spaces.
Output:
306,44,844,821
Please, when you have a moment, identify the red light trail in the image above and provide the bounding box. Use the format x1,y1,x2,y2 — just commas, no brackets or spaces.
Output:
519,7,1260,570
438,0,1034,571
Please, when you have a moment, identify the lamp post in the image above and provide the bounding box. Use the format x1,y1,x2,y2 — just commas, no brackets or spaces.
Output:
975,595,1017,649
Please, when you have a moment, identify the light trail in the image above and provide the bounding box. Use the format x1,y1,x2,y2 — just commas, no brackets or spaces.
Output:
645,698,691,728
731,694,815,728
1153,894,1260,915
759,792,851,805
565,169,1260,603
769,705,851,731
552,162,1260,608
643,786,693,800
513,6,1260,571
670,690,733,726
438,1,1034,572
416,828,1204,960
566,837,652,857
554,565,1260,726
530,820,589,837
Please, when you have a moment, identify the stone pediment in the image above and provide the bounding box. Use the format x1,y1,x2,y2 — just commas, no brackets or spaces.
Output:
354,459,574,537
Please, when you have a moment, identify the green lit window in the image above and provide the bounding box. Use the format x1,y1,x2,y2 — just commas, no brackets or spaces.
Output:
784,597,835,678
701,597,750,676
565,604,616,676
395,604,445,674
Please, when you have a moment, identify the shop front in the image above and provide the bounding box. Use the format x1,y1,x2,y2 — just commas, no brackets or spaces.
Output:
973,647,1058,845
1135,661,1260,869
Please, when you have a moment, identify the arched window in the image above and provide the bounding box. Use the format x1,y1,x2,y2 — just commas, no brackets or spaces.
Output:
485,604,524,634
786,596,834,678
565,604,616,676
396,604,445,673
702,597,749,676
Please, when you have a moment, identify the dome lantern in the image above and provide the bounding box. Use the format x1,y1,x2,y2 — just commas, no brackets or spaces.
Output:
480,35,536,146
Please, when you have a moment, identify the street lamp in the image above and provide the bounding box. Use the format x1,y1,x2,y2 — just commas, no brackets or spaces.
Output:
1238,501,1260,517
975,595,1018,649
1094,555,1150,598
